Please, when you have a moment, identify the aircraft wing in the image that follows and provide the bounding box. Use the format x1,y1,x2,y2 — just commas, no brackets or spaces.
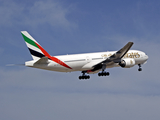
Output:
91,42,134,71
103,42,133,63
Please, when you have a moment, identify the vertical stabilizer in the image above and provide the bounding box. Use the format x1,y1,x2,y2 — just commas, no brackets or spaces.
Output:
21,31,72,69
21,31,48,60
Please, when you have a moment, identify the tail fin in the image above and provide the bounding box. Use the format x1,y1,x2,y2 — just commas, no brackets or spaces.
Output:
21,31,50,60
21,31,72,69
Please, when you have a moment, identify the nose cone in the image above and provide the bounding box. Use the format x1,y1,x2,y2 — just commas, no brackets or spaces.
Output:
145,54,149,61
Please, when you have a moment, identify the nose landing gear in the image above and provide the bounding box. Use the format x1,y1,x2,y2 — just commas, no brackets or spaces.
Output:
138,64,142,71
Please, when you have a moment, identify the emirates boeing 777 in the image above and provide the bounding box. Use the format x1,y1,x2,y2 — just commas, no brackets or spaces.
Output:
21,31,148,79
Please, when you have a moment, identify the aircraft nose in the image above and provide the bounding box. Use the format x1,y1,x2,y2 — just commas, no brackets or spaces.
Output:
145,54,149,60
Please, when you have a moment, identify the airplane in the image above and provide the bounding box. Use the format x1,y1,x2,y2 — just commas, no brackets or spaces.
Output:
21,31,148,80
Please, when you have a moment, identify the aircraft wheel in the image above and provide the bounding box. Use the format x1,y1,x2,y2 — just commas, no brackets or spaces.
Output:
86,75,90,79
98,72,109,77
138,68,142,71
104,72,107,76
79,75,90,80
79,76,82,80
106,72,110,76
98,73,101,76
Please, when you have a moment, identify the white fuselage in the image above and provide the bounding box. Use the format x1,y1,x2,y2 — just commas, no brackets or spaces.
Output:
25,50,148,73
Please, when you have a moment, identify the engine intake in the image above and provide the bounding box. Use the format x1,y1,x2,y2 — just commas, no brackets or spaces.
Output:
119,58,135,68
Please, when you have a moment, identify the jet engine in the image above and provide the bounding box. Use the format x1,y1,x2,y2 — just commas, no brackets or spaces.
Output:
119,58,135,68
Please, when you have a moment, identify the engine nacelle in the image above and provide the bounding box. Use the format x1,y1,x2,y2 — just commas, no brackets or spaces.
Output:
119,58,135,68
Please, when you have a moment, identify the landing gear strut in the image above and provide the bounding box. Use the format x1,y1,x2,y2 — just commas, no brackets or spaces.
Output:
138,64,142,71
98,64,110,77
79,71,90,80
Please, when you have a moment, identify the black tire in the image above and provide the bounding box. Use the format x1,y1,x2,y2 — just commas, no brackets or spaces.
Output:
98,73,101,76
106,72,110,76
138,68,142,71
104,72,107,76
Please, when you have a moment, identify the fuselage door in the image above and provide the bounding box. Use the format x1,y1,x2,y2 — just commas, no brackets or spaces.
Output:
86,56,92,63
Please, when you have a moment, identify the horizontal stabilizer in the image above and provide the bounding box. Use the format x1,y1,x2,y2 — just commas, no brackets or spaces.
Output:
6,64,25,66
34,57,49,64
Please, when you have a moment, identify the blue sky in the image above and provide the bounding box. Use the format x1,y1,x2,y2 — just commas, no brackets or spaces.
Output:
1,0,160,120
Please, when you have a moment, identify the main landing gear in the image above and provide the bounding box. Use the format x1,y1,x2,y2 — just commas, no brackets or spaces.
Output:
98,64,110,77
138,64,142,71
79,71,90,80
